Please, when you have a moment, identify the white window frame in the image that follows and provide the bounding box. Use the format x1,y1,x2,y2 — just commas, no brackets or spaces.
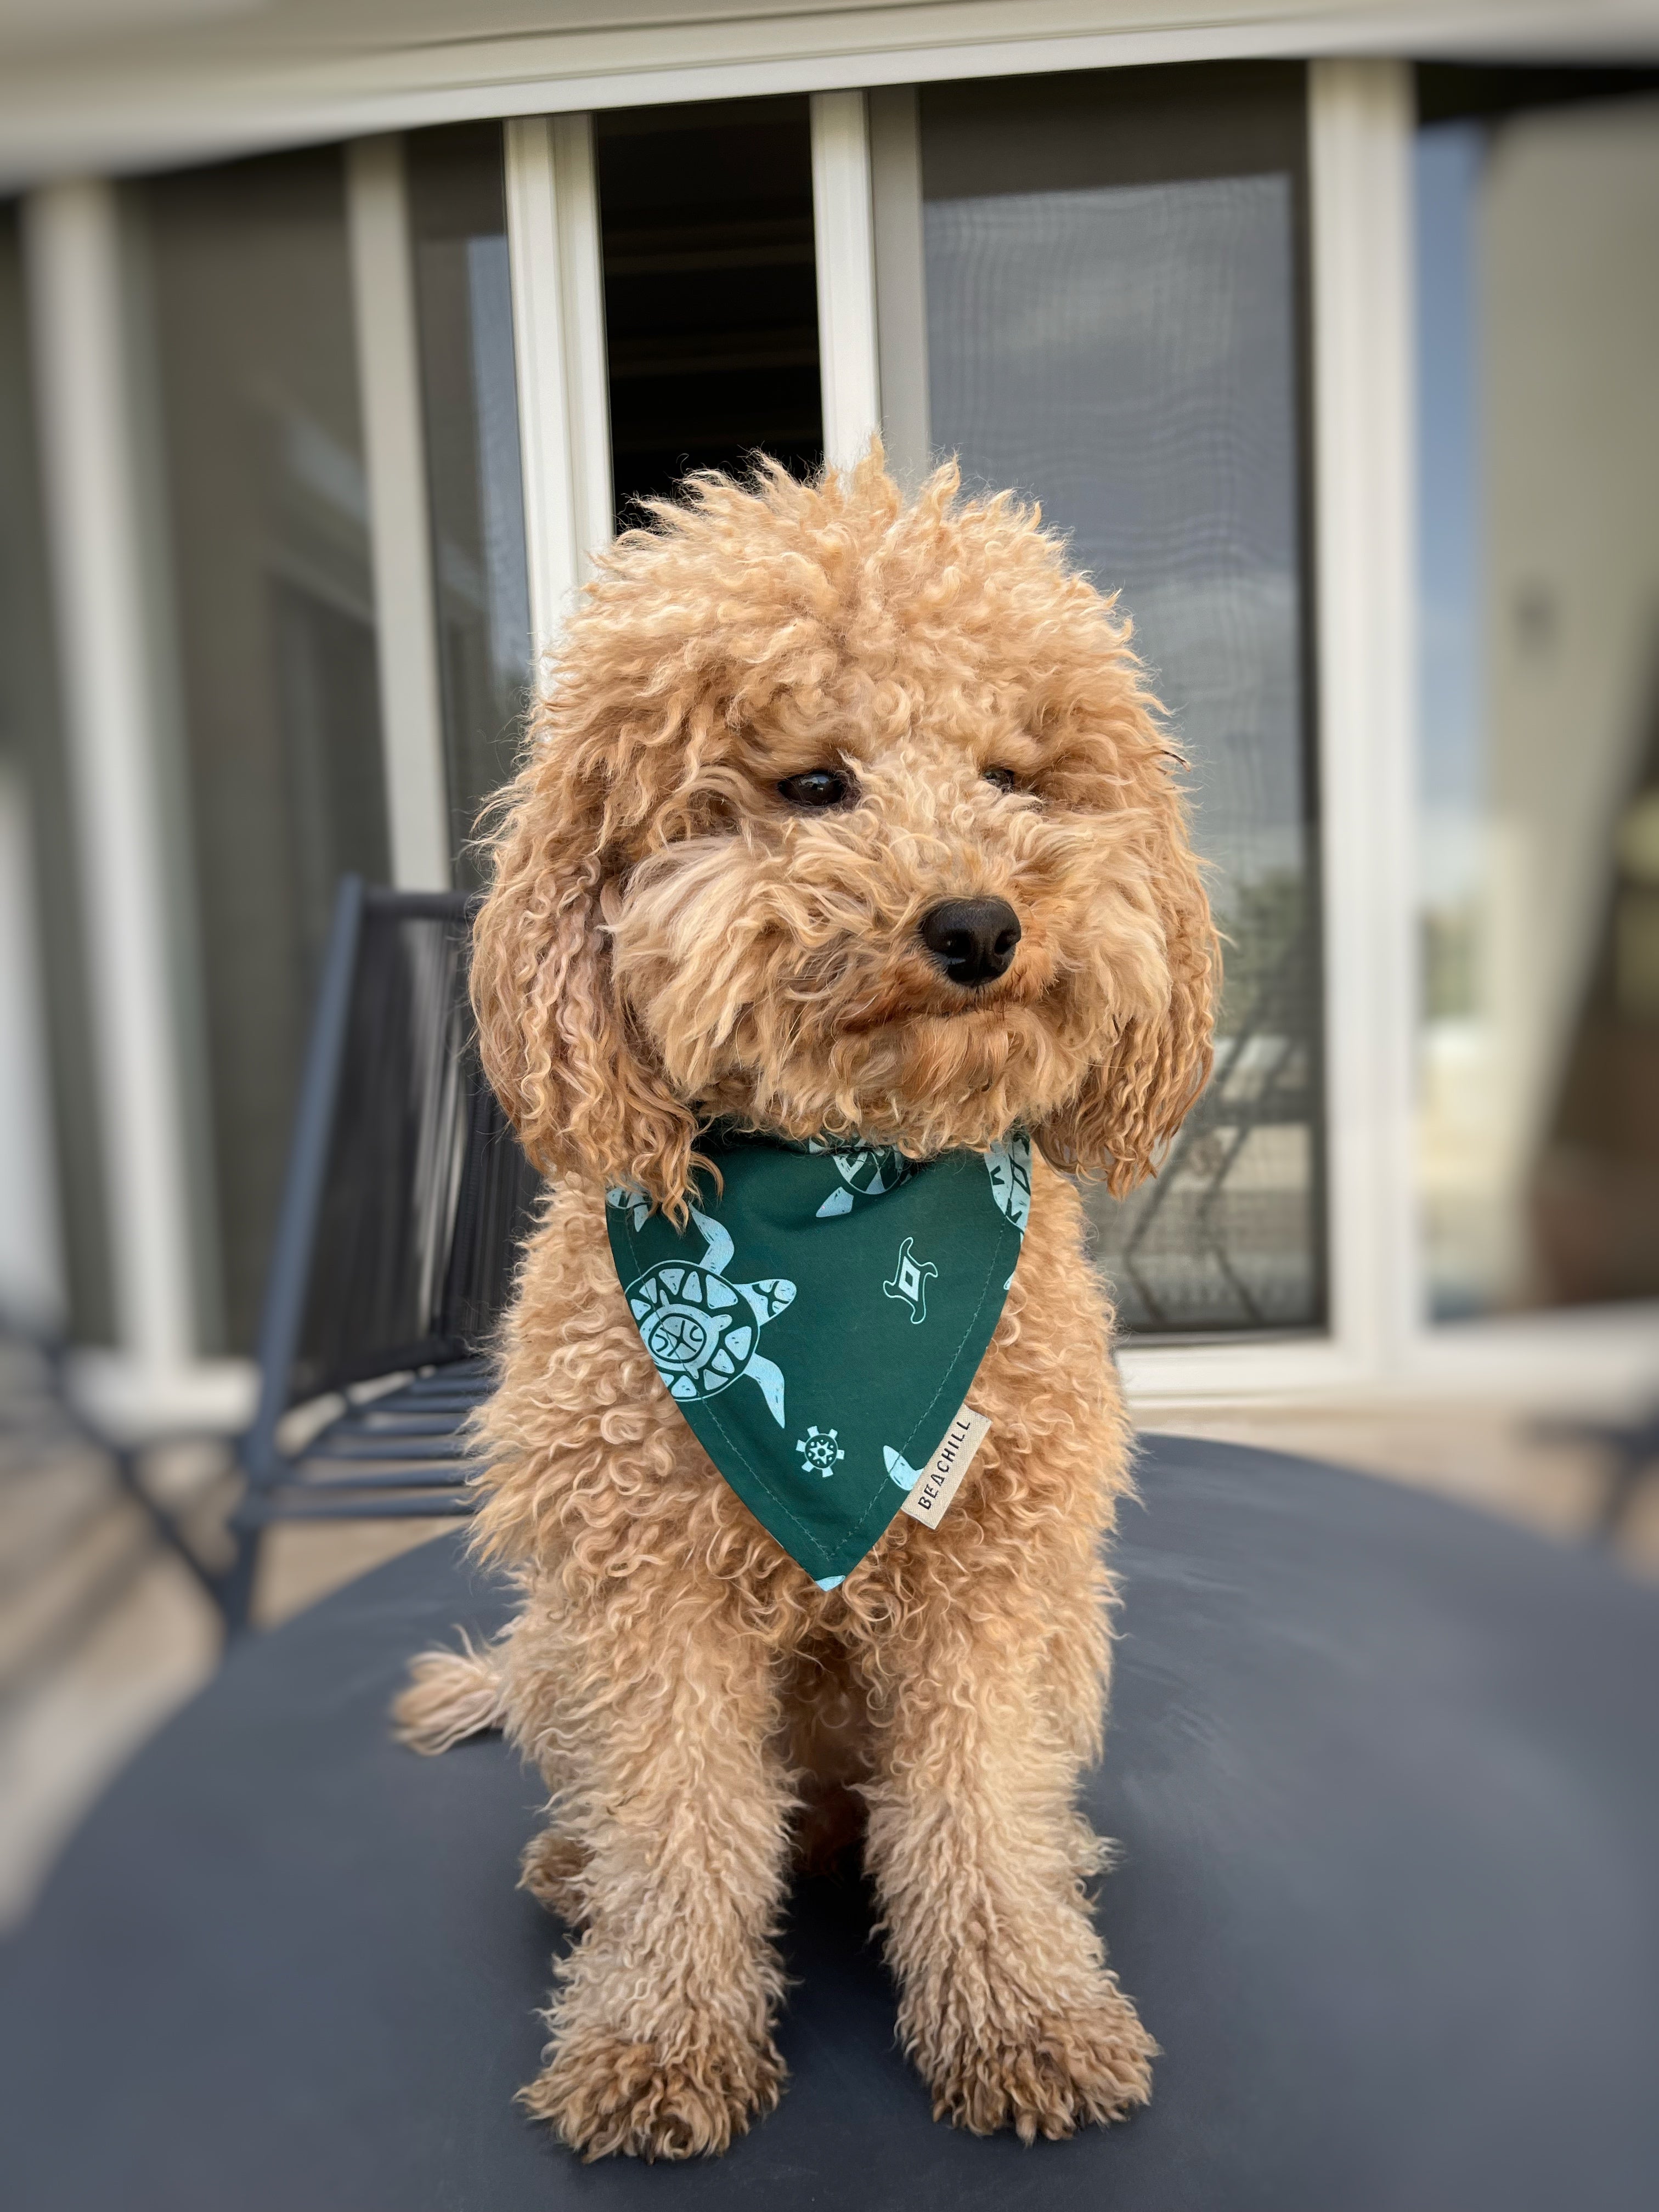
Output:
504,111,612,657
22,182,213,1403
19,22,1659,1419
810,91,882,470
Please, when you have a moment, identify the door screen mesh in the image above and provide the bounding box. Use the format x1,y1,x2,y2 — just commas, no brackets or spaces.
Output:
919,67,1325,1333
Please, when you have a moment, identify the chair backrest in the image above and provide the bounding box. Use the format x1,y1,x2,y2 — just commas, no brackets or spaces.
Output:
242,878,542,1479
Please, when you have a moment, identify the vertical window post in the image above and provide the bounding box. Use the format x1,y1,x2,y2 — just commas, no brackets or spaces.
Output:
810,90,881,471
1309,59,1419,1380
23,179,201,1372
346,135,451,892
503,112,611,666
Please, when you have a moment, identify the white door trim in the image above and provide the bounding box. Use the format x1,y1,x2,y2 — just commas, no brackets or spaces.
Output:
21,178,201,1369
504,111,612,667
1306,55,1419,1381
810,89,882,472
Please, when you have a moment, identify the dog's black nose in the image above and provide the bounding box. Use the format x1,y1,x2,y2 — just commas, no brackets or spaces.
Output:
918,897,1022,988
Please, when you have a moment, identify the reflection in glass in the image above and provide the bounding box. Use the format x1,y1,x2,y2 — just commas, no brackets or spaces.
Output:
919,69,1323,1334
407,125,531,883
1415,80,1659,1316
0,205,111,1339
142,148,389,1351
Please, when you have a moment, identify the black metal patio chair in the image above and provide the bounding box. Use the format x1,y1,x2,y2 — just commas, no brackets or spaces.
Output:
204,875,541,1633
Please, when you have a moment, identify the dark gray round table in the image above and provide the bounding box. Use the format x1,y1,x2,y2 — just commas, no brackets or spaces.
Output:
5,1437,1658,2212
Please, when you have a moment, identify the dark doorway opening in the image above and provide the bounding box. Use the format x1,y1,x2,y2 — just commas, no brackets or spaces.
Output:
595,97,824,524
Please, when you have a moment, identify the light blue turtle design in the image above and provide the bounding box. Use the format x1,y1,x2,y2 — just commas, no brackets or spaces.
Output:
624,1207,795,1427
884,1446,922,1491
808,1141,911,1217
984,1133,1032,1237
796,1425,844,1477
883,1236,938,1324
606,1186,651,1233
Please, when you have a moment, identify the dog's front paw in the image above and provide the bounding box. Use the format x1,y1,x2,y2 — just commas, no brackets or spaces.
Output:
919,1973,1155,2143
521,2018,785,2160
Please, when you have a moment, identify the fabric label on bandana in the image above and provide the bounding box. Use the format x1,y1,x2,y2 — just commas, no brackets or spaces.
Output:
898,1403,992,1530
606,1128,1030,1588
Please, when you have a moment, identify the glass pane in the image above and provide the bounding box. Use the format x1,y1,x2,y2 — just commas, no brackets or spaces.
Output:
142,147,390,1353
918,67,1323,1335
1415,74,1659,1317
0,205,111,1340
597,97,822,522
407,124,532,886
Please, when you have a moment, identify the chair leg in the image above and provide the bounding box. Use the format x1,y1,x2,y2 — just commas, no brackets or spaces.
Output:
212,1528,262,1640
110,1440,263,1641
109,1446,230,1616
1599,1453,1657,1545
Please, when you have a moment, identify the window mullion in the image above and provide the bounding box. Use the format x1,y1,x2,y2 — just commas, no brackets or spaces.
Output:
1308,57,1419,1381
504,112,611,666
22,179,201,1369
810,89,882,471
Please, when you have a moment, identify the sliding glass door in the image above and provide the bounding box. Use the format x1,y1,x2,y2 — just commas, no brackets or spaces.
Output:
138,146,388,1351
877,66,1324,1334
1415,70,1659,1319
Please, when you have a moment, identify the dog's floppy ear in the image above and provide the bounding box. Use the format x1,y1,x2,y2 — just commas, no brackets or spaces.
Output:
1036,794,1218,1199
469,716,698,1213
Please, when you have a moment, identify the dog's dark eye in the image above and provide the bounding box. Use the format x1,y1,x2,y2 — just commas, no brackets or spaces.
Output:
983,766,1019,793
777,769,854,810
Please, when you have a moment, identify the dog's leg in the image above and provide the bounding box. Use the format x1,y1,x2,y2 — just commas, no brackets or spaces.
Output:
518,1586,793,2160
861,1570,1154,2142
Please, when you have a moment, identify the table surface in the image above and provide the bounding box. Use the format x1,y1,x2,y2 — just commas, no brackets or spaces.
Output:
4,1436,1658,2212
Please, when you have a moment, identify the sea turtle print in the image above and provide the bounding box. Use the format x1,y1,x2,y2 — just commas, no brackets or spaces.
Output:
623,1206,796,1427
984,1133,1032,1237
796,1425,844,1476
884,1445,923,1490
808,1141,912,1217
605,1186,651,1233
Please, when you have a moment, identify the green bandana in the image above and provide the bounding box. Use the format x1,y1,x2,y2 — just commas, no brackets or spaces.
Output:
606,1130,1032,1588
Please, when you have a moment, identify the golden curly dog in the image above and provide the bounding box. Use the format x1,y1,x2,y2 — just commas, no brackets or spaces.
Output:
393,449,1215,2161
